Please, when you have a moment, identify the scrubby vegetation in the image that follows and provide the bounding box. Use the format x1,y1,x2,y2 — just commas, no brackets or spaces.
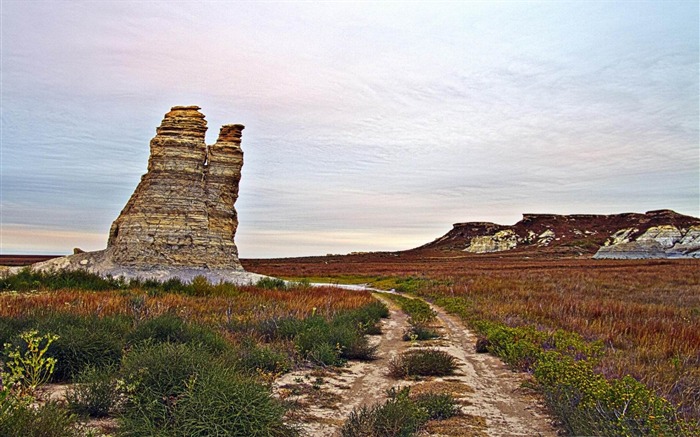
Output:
340,386,457,437
385,294,440,341
0,269,388,435
248,255,700,435
388,349,458,379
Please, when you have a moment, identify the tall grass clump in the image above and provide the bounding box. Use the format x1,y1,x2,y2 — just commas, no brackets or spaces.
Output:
37,313,129,381
127,313,230,353
118,342,293,436
66,365,120,418
340,386,457,437
388,349,458,379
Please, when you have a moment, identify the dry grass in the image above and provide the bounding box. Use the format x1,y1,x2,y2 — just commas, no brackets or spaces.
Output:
0,284,375,327
246,255,700,420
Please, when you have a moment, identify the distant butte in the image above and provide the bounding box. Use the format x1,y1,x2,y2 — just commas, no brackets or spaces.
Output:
417,210,700,259
20,106,265,283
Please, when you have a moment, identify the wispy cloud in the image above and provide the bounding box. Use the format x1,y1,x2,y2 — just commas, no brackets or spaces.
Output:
1,1,698,257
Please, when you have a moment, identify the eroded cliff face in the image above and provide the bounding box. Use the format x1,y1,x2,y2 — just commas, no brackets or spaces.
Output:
418,210,700,258
108,106,244,269
593,225,700,259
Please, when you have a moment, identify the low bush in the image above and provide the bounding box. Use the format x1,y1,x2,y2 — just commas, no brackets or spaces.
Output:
237,339,294,375
294,306,381,365
37,314,129,381
172,367,295,436
256,276,288,290
340,386,457,437
413,392,457,420
127,313,230,353
0,268,125,292
388,349,458,379
534,351,696,436
66,365,120,418
341,389,425,437
0,400,77,437
118,342,293,436
402,325,439,342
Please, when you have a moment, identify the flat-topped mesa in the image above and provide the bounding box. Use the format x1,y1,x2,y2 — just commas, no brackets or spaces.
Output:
107,106,245,270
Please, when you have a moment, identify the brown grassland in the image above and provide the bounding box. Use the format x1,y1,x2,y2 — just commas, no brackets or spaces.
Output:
244,251,700,421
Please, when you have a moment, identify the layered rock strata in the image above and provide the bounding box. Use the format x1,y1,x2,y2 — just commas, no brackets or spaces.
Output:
108,106,244,269
419,210,700,258
593,225,700,259
21,106,263,283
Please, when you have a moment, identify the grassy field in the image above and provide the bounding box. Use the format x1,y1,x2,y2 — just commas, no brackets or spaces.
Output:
2,254,698,435
246,253,700,434
0,270,388,436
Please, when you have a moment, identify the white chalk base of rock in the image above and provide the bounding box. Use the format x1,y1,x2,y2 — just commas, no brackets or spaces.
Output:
21,250,267,284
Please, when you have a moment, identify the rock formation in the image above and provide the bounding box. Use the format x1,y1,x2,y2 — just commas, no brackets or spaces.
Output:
21,106,264,283
593,225,700,259
418,210,700,258
108,106,244,269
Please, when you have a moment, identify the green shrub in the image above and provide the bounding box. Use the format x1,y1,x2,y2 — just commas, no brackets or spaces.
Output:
294,312,379,365
1,314,129,382
256,277,288,290
340,386,457,437
118,342,219,434
414,392,457,420
0,268,124,292
534,351,695,436
237,339,293,375
127,313,229,353
388,349,458,378
0,400,77,437
329,319,378,361
39,314,129,381
172,367,295,436
120,342,215,402
118,342,293,436
402,325,439,341
66,365,120,418
341,388,425,437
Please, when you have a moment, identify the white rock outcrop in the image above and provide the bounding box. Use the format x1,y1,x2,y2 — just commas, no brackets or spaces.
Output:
594,225,700,259
464,230,517,253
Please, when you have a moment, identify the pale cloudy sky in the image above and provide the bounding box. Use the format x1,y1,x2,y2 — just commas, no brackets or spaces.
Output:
1,1,698,258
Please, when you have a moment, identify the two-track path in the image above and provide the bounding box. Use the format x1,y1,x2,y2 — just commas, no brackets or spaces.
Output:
272,288,557,436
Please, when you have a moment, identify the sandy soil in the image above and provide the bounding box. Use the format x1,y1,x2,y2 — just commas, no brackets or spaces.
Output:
273,291,558,436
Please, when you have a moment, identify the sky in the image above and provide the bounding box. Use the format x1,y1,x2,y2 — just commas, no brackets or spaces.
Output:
1,1,698,258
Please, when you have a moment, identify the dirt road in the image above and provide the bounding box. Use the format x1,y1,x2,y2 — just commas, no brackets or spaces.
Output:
272,291,557,436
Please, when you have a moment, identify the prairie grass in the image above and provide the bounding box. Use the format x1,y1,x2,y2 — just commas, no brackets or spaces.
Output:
248,255,700,430
0,270,385,435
